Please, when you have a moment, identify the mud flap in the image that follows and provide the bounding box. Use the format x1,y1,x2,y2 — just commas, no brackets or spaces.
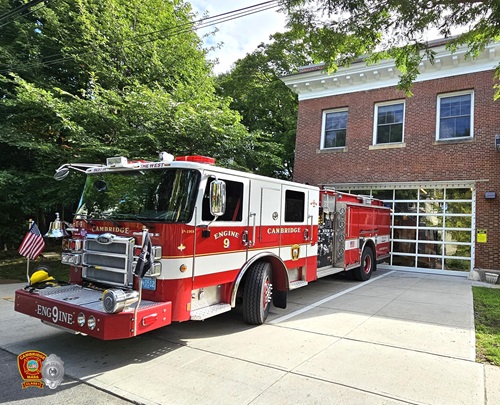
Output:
273,289,287,309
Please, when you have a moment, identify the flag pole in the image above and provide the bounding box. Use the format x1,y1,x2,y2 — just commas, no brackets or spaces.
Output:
133,227,148,337
26,219,33,284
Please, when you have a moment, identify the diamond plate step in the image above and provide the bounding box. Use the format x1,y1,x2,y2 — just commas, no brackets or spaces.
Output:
190,303,231,321
289,280,308,290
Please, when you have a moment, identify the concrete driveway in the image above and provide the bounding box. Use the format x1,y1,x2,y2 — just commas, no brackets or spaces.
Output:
1,270,499,404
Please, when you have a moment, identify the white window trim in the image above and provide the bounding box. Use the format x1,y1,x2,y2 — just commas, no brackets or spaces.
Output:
373,100,406,146
321,108,348,150
435,90,474,141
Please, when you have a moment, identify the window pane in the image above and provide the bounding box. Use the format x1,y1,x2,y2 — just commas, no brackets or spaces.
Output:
420,188,444,199
395,189,418,200
372,189,394,200
418,242,442,255
445,230,471,243
395,202,417,213
417,257,442,269
393,242,416,253
419,202,442,214
377,125,390,144
325,129,346,148
446,216,472,228
444,258,470,271
393,215,417,227
419,216,443,227
446,202,472,214
445,244,471,257
393,228,416,240
419,229,443,242
392,255,415,267
284,190,305,222
446,188,472,200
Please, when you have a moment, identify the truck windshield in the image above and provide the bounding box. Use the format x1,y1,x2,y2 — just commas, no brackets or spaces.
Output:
76,169,201,222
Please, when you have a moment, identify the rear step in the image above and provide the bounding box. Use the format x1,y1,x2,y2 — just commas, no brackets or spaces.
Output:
190,303,231,321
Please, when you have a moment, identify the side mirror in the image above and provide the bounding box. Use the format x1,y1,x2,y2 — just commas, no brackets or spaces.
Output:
54,168,70,181
210,179,226,217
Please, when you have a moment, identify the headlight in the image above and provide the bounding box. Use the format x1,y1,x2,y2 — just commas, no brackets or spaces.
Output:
61,253,81,265
77,313,85,327
87,316,96,330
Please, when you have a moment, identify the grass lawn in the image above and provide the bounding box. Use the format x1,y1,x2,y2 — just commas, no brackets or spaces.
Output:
0,249,69,283
473,286,500,366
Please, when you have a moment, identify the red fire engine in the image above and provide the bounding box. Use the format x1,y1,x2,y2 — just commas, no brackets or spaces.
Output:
15,153,391,340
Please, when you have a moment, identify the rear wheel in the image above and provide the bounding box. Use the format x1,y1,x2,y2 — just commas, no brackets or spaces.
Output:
353,247,374,281
243,262,272,325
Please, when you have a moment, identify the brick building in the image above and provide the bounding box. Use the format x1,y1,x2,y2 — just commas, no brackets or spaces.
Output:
282,40,500,275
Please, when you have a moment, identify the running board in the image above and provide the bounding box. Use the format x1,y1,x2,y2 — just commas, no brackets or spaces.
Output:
190,303,231,321
289,280,308,290
316,266,345,279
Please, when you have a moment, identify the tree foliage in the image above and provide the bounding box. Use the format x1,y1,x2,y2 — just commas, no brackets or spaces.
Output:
216,32,312,179
281,0,500,95
0,0,249,246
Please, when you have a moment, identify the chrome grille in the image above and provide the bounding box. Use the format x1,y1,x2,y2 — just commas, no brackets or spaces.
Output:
82,234,134,287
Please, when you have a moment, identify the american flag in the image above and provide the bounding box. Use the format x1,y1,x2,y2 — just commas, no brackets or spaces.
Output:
18,222,45,260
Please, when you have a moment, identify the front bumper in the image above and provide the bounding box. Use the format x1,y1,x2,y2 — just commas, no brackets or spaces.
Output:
15,284,172,340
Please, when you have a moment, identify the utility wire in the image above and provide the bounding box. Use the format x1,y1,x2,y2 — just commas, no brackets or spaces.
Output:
0,2,47,29
0,0,47,25
0,1,281,74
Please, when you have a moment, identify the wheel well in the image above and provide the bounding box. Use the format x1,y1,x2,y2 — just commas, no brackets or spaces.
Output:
362,239,376,255
361,239,377,269
230,254,288,307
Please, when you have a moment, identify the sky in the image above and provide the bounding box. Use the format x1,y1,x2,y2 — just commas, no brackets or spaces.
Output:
189,1,287,74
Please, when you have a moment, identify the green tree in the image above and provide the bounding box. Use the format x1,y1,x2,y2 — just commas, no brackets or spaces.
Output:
281,0,500,95
0,0,248,247
216,32,312,179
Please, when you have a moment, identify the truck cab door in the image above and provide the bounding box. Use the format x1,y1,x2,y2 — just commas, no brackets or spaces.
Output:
247,180,282,254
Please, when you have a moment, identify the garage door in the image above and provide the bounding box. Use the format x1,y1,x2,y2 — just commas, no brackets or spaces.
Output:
334,183,474,272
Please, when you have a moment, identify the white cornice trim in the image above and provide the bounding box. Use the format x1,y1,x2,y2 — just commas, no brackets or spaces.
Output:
282,42,500,101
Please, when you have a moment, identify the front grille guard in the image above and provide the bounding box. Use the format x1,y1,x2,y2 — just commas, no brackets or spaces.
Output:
82,234,135,288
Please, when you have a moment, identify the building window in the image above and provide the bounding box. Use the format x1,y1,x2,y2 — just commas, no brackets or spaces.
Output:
374,101,405,145
437,91,474,140
321,109,347,149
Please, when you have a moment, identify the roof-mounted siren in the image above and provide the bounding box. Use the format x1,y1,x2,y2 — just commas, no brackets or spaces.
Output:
106,156,129,168
159,152,174,163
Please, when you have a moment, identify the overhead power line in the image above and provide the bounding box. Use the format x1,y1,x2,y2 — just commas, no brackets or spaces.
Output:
0,0,281,73
0,0,47,26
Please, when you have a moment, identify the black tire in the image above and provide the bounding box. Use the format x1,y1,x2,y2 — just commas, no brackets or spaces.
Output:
353,247,374,281
243,261,273,325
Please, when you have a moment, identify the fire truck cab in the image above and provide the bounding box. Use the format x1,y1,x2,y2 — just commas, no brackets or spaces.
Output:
14,153,390,340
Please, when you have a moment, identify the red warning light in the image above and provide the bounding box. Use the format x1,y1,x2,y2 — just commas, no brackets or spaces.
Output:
175,156,216,165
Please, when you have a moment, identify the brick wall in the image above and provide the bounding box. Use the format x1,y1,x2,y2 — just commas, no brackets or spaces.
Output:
294,70,500,269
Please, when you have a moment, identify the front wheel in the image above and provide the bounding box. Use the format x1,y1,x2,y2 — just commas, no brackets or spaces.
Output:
243,262,273,325
353,247,375,281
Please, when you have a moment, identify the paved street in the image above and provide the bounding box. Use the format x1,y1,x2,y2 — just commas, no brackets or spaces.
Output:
1,270,499,404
